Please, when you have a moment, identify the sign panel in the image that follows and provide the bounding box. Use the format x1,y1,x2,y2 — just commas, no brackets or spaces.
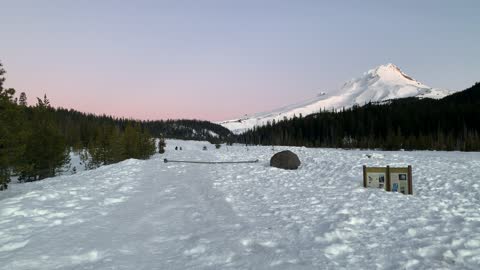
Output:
363,166,387,189
363,165,413,195
389,167,413,195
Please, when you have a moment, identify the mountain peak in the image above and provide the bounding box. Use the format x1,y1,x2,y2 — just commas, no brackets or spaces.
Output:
369,63,416,82
385,63,399,69
379,63,399,70
371,63,402,75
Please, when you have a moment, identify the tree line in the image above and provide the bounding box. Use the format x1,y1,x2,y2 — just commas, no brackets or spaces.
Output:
0,61,232,190
0,90,157,190
239,82,480,151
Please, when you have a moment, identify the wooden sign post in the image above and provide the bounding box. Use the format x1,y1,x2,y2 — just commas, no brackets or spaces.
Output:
363,165,413,195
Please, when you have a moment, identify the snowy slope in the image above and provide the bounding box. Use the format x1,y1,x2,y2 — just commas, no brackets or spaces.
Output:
1,140,480,269
220,64,452,134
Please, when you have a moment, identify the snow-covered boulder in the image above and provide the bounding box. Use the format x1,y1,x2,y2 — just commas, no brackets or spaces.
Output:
270,150,301,170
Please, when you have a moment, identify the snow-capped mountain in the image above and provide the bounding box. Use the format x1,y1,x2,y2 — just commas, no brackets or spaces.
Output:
220,64,452,134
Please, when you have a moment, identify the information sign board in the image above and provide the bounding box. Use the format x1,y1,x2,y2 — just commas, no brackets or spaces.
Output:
363,167,387,189
363,165,413,195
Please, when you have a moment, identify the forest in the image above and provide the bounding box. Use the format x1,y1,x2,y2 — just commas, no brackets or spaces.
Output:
0,61,232,190
239,82,480,151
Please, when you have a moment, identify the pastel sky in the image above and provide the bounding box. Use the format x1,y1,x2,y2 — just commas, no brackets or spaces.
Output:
1,0,479,121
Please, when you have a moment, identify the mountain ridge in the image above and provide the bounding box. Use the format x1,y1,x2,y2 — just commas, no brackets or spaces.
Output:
220,64,452,134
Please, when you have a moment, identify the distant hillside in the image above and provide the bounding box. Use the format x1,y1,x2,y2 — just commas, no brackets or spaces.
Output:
239,82,480,151
51,108,233,146
143,119,233,142
440,82,480,104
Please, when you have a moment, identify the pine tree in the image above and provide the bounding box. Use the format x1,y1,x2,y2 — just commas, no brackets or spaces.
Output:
158,134,166,154
18,97,70,181
123,124,140,158
0,61,5,90
122,123,155,160
0,61,8,189
0,94,16,189
0,62,25,190
18,92,27,106
84,125,124,168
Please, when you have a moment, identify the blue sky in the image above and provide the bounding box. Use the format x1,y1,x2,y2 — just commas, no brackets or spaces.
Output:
1,0,479,120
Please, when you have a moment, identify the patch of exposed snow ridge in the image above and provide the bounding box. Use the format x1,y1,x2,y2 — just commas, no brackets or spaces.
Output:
220,63,452,134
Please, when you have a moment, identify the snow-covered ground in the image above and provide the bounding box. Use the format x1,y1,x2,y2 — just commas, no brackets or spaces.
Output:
1,140,480,269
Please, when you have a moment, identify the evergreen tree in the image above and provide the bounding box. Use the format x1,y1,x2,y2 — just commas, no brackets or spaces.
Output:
123,124,141,158
0,62,25,190
18,97,70,181
158,135,166,154
122,123,156,160
18,92,27,106
0,61,5,90
0,89,20,189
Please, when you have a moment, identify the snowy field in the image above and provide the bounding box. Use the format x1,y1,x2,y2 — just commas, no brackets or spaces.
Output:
1,140,480,269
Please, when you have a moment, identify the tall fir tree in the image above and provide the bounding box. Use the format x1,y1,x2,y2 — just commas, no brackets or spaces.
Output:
0,61,5,90
18,97,70,181
0,62,25,189
18,92,27,106
158,134,166,154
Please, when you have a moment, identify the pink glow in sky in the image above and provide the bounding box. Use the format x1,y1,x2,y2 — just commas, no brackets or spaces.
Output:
2,1,479,121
